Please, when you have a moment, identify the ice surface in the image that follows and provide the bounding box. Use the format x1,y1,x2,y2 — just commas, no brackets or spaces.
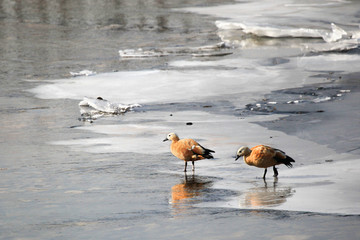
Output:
202,159,360,215
181,0,360,29
29,47,360,211
215,22,351,43
29,65,307,107
215,21,328,39
297,54,360,72
5,0,360,238
28,35,360,215
303,38,359,52
27,0,360,216
52,110,359,215
215,21,359,52
182,0,360,52
31,52,360,105
56,110,344,161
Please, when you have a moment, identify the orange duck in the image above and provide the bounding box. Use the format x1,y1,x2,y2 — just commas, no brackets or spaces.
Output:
163,133,215,172
235,145,294,179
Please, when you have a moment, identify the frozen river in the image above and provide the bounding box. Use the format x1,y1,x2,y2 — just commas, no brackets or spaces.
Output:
1,0,360,239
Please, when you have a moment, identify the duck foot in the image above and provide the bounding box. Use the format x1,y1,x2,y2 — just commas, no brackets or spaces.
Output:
262,168,267,179
273,166,278,177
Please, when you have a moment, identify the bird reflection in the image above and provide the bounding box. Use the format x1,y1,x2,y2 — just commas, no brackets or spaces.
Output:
239,178,294,208
170,173,212,215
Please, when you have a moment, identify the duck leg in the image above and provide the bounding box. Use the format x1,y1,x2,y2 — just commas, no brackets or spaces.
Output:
192,161,195,172
184,161,187,172
273,166,278,177
263,168,267,179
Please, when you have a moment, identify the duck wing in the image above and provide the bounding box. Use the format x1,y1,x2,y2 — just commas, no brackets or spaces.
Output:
189,141,214,159
273,148,295,168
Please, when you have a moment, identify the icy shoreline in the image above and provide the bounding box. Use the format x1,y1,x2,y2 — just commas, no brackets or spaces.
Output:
28,46,360,216
3,0,360,239
50,103,359,215
26,0,360,217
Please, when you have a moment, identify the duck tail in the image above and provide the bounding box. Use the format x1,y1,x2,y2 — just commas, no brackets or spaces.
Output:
198,144,215,155
203,153,214,159
205,147,215,159
194,144,215,159
282,155,295,168
273,148,295,168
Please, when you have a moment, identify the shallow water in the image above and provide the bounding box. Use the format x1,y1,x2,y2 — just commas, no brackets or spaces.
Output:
1,0,360,239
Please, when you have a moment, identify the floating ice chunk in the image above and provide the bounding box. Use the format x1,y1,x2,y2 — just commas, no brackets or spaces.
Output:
79,97,141,115
215,20,327,38
350,29,360,39
163,42,229,54
339,89,351,93
196,42,228,51
321,23,348,43
287,100,303,104
312,96,332,103
216,21,354,46
119,48,169,58
284,2,347,7
70,70,96,77
191,52,233,57
119,42,231,58
215,21,245,30
303,38,359,53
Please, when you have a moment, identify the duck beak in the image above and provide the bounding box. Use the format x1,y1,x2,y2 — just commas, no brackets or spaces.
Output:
163,138,168,142
235,155,240,161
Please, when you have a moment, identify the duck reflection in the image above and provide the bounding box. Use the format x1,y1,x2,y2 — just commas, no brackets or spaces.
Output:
170,173,212,215
240,178,294,208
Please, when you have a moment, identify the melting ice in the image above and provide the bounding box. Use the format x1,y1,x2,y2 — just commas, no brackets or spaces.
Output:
182,0,360,52
78,97,141,121
28,0,360,215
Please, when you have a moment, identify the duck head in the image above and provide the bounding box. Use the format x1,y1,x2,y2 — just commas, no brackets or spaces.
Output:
235,146,251,161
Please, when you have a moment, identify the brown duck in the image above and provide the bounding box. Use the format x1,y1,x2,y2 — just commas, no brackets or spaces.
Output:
235,145,295,179
163,133,215,172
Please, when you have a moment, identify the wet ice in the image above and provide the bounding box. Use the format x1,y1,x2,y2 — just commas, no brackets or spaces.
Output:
25,0,360,223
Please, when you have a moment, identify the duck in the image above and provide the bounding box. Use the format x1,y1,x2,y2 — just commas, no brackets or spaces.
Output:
163,133,215,172
235,145,295,179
